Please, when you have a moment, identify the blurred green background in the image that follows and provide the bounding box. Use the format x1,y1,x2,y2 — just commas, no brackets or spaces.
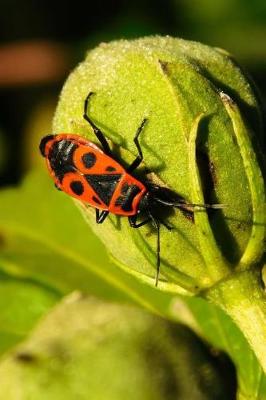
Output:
0,0,265,185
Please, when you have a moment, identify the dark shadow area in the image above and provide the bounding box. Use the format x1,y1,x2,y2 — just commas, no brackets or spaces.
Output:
144,322,237,400
196,116,244,264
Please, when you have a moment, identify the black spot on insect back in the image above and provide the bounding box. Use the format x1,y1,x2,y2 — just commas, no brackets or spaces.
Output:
70,180,84,196
82,152,96,169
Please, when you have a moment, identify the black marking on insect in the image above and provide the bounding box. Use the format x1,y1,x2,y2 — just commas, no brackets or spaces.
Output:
85,173,122,205
70,180,84,196
115,184,142,212
82,152,97,169
49,140,77,182
105,165,116,172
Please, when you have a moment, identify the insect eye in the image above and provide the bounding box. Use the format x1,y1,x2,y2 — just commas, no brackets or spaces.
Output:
39,135,55,157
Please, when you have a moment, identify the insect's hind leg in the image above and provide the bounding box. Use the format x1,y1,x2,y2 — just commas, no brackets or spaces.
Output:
83,92,112,155
127,118,148,173
128,214,151,228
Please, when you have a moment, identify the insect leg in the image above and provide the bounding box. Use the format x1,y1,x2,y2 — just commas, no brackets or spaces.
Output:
127,118,148,173
128,214,151,228
83,92,112,155
95,209,109,224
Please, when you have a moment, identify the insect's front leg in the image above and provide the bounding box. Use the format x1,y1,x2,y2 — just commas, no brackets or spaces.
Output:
83,92,112,156
95,209,109,224
127,118,148,173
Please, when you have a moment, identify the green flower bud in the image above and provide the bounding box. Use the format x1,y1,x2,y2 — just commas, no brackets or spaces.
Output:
53,37,265,293
0,295,231,399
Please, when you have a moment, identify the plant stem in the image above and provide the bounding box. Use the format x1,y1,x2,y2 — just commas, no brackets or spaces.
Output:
205,268,266,374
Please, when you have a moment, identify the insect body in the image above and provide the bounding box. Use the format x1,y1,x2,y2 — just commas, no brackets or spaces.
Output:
39,133,147,217
40,92,220,286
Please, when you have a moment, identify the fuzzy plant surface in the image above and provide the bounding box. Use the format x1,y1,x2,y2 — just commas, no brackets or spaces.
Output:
0,36,265,400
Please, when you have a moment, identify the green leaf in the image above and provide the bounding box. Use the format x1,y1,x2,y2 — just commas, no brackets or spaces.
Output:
0,271,58,355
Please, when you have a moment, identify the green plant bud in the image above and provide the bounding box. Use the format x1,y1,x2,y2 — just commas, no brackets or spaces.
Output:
53,37,265,293
0,295,232,399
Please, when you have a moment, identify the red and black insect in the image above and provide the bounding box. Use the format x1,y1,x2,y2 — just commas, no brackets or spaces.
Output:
40,92,220,285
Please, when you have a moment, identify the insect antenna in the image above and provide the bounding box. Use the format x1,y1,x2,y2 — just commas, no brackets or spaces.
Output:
152,196,225,210
147,184,225,211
